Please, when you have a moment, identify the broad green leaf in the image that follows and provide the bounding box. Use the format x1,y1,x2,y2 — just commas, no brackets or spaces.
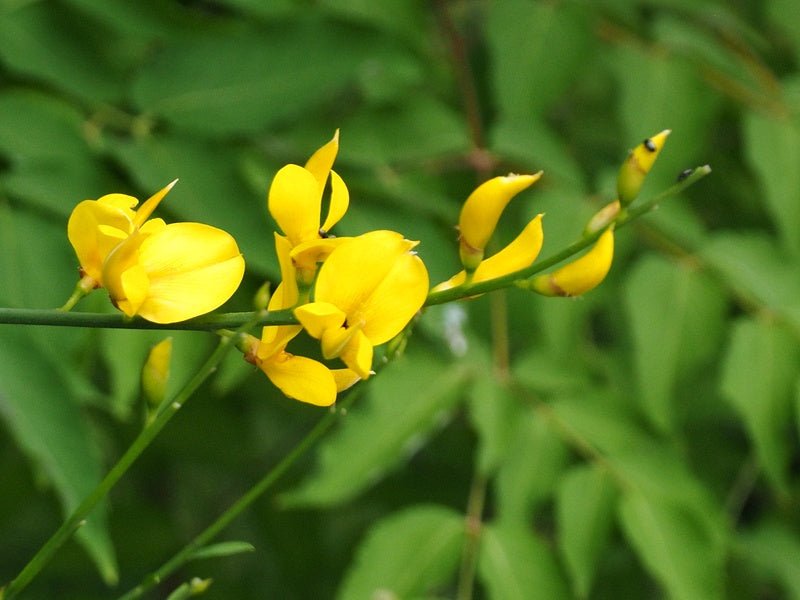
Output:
341,97,469,167
701,232,800,333
0,326,117,584
337,505,463,600
512,348,592,397
108,134,274,276
556,465,617,598
478,523,570,600
487,0,592,120
744,99,800,256
495,407,568,523
466,352,525,476
623,254,726,432
720,318,800,494
0,3,126,101
189,541,255,561
131,19,404,136
736,521,800,600
282,350,470,507
618,491,724,600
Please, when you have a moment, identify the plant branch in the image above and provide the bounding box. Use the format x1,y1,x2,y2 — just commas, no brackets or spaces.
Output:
1,318,260,599
117,387,362,600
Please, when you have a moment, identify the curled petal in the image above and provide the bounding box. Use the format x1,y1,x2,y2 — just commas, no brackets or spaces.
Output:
304,129,339,195
260,352,337,406
270,233,298,310
133,179,177,227
258,324,302,360
291,236,349,274
321,169,349,233
332,368,360,392
268,164,322,246
458,172,542,260
532,227,614,297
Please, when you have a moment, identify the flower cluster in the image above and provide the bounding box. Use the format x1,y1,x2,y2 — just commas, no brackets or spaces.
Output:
244,132,429,406
64,129,670,407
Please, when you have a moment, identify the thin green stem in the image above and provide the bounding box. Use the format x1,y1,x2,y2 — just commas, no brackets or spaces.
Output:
2,322,258,599
0,308,295,330
425,165,712,306
117,388,362,600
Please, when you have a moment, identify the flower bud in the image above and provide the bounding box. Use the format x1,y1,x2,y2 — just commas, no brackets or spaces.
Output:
253,282,271,311
529,228,614,297
617,130,670,206
583,200,620,237
458,172,542,271
141,337,172,411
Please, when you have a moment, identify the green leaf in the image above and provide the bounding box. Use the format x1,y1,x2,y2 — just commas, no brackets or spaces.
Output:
463,342,526,477
131,19,402,136
701,232,800,333
189,541,256,562
495,407,568,523
487,0,592,120
282,349,470,507
623,254,726,432
0,326,117,584
556,465,617,598
108,133,275,276
736,521,800,600
618,491,724,600
744,89,800,256
337,505,463,600
0,3,126,101
720,318,800,494
478,523,570,600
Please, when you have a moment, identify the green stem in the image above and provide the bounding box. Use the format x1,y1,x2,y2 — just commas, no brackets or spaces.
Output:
0,308,295,330
0,166,710,333
2,324,255,599
425,165,712,306
117,388,362,600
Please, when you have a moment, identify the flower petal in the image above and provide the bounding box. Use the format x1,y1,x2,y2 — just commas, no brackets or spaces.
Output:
321,169,349,233
472,214,543,283
304,129,339,194
294,302,347,340
533,227,614,297
268,164,322,246
331,368,360,392
340,329,374,379
313,230,416,318
133,179,177,227
258,324,302,360
261,352,337,406
133,222,245,323
269,233,298,310
67,199,135,282
458,173,541,253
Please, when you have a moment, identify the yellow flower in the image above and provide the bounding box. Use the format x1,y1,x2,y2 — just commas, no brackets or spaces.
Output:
294,230,429,379
617,129,670,206
530,227,614,297
433,214,544,292
68,180,245,323
458,172,542,270
67,180,175,287
248,233,358,406
267,130,349,278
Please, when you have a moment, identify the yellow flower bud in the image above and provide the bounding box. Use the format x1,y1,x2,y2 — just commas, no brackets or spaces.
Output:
458,172,542,271
617,130,670,206
141,337,172,410
530,228,614,297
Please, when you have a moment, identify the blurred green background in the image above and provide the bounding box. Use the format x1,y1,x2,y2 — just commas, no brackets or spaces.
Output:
2,0,800,598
